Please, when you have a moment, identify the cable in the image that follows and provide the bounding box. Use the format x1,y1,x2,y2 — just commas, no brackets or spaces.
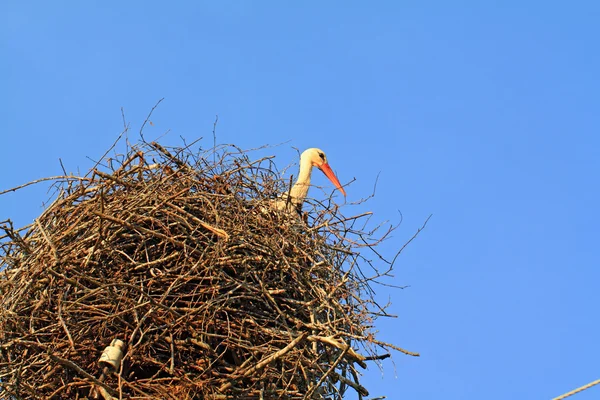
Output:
552,378,600,400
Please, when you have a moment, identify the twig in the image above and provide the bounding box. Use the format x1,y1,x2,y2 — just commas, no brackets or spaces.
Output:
218,332,309,393
0,176,87,196
47,353,118,397
139,98,164,141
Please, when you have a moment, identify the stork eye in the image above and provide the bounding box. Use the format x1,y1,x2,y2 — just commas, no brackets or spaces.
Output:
318,152,325,160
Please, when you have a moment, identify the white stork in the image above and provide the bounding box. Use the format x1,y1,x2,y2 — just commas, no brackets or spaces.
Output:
272,148,346,214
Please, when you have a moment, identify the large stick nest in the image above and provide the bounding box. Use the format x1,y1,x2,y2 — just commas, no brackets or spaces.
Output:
0,140,418,399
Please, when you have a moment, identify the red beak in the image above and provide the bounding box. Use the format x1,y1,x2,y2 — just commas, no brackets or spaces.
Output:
319,163,347,197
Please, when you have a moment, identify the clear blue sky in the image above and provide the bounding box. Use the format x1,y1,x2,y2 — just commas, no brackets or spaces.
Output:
2,2,599,399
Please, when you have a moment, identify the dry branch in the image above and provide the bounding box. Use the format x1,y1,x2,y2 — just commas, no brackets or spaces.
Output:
0,139,420,399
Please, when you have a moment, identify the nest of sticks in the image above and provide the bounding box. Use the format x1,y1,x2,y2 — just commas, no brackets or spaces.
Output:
0,139,419,399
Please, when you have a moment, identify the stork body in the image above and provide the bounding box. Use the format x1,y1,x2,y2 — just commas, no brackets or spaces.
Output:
273,148,346,214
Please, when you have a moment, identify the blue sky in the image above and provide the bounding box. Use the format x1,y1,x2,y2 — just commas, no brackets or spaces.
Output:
2,2,599,399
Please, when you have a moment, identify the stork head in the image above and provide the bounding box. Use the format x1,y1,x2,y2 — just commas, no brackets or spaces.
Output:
302,148,347,197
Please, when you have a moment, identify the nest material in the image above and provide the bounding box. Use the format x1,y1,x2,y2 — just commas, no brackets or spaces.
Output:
0,140,417,399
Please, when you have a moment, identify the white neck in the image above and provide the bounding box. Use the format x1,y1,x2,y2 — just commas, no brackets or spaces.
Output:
288,153,314,206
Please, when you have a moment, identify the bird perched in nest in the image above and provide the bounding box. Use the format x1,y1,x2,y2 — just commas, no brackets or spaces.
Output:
272,148,346,215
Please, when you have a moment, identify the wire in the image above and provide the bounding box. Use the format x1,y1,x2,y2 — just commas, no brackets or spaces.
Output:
552,378,600,400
